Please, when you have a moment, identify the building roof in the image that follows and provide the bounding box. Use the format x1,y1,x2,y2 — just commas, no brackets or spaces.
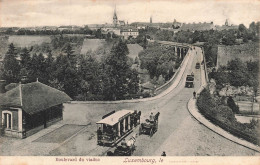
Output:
0,82,71,115
121,27,138,32
96,109,134,126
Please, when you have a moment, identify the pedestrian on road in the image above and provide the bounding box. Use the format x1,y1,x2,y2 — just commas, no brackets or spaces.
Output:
193,91,196,99
161,151,166,156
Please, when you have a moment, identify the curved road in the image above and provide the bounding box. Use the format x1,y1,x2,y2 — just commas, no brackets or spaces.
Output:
57,47,257,156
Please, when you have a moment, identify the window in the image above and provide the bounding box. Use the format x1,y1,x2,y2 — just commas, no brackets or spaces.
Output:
2,111,12,130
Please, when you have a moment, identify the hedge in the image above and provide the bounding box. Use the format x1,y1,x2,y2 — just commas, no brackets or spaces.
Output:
197,88,259,145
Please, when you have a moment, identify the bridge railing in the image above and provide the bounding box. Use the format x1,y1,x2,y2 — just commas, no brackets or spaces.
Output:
201,47,209,83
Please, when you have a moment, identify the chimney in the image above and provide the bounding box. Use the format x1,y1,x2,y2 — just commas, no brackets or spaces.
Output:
0,80,6,93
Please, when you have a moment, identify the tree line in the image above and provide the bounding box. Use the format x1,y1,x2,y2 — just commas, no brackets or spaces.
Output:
138,42,182,81
0,39,140,101
137,22,259,67
209,58,259,96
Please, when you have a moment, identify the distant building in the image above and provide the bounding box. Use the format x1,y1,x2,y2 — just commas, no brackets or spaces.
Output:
113,6,118,27
119,21,125,26
180,22,215,32
215,19,238,31
120,27,139,39
150,16,152,24
0,81,71,138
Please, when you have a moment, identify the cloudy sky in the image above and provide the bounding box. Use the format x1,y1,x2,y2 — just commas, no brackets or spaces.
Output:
0,0,259,27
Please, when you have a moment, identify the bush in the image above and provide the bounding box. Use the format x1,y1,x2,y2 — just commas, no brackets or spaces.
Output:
142,91,151,98
227,96,239,113
197,88,259,145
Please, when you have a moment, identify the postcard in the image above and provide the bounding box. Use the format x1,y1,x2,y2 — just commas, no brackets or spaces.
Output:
0,0,259,165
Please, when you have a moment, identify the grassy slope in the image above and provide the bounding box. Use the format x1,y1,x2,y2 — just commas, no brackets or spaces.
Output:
8,35,51,47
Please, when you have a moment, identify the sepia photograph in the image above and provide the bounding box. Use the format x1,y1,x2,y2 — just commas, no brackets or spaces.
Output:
0,0,259,164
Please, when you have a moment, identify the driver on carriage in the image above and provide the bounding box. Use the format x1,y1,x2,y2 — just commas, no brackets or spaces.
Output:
149,112,155,123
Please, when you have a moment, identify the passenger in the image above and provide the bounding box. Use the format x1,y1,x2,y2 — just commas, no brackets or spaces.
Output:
133,110,138,126
137,111,141,124
121,139,127,148
112,128,117,140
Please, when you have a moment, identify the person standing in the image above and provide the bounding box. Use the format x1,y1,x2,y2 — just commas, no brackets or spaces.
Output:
97,127,102,144
149,112,155,122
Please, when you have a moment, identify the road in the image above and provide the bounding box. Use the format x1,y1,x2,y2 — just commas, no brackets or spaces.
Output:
55,47,256,156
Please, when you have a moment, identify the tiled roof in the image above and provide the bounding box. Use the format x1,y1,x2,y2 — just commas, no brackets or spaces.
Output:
0,82,71,114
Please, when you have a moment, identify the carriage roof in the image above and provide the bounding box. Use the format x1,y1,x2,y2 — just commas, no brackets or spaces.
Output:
96,109,134,126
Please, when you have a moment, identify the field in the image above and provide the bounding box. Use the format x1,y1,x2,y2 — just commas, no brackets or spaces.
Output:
8,35,51,47
217,42,259,68
127,44,143,59
80,39,106,55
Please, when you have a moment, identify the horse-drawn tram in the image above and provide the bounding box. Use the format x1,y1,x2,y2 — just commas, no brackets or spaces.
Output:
96,109,141,147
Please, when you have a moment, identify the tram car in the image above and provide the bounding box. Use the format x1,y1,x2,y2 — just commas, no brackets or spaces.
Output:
139,112,160,137
96,109,141,147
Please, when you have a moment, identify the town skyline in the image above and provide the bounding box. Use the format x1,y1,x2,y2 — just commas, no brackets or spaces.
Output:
0,0,259,28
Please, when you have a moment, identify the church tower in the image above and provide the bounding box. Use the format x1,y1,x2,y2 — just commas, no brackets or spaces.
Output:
150,16,152,23
113,6,118,27
225,19,229,26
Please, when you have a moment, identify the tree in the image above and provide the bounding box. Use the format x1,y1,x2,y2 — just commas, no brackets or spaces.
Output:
227,96,239,113
65,43,74,57
20,47,31,69
52,54,80,98
2,43,20,83
103,39,132,100
106,32,112,41
45,51,54,77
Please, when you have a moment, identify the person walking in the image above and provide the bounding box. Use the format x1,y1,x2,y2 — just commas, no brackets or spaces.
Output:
161,151,166,156
193,91,196,99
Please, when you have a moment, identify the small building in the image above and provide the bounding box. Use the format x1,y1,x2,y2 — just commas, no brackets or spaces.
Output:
0,81,71,138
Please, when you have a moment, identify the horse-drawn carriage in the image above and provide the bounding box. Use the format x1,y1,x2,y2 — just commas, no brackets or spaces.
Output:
107,135,137,156
139,112,160,137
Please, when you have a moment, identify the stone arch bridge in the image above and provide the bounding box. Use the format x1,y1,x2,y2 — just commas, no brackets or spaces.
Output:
149,40,192,60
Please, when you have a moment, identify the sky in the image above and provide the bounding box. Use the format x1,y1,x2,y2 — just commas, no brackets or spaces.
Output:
0,0,259,27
